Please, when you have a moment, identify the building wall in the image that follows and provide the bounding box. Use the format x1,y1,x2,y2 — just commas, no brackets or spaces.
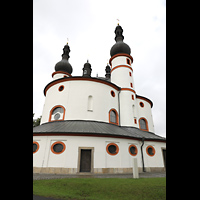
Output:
136,98,155,133
41,78,155,133
41,80,119,125
33,135,166,174
119,90,138,127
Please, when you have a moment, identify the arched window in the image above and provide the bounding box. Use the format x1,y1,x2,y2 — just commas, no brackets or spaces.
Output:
139,118,149,131
49,105,65,122
87,95,93,111
109,109,119,125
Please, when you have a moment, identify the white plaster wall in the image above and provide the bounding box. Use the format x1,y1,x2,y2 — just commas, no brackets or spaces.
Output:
111,67,135,90
33,135,166,170
41,80,119,124
111,56,132,68
110,55,135,90
119,91,138,127
142,141,166,169
136,98,155,133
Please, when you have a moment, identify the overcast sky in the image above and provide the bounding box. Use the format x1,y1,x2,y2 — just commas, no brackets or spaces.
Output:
33,0,166,137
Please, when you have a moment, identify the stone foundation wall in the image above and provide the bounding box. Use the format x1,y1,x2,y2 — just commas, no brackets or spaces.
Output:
33,167,165,174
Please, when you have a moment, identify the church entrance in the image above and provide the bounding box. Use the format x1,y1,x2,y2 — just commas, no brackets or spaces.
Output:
80,149,91,172
78,147,94,173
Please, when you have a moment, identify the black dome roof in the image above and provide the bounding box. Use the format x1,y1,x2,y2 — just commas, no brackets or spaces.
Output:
83,60,92,69
110,41,131,57
55,43,73,74
110,25,131,57
55,59,73,74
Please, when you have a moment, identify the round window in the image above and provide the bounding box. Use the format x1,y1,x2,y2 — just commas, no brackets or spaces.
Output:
58,85,64,92
33,142,39,154
139,102,144,107
106,143,119,155
129,145,138,156
146,145,155,156
111,90,115,97
51,141,66,154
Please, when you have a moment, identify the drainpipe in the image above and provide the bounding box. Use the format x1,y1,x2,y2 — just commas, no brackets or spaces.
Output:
118,89,121,126
141,137,146,172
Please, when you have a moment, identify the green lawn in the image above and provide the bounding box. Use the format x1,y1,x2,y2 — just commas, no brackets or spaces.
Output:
33,177,166,200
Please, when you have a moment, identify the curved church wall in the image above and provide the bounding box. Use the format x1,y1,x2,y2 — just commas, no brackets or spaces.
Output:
33,135,166,174
41,79,119,125
136,97,155,133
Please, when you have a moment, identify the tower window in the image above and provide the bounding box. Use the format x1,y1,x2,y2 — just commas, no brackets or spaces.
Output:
129,72,132,76
130,83,133,88
126,58,130,65
109,109,119,125
139,118,149,131
49,105,65,122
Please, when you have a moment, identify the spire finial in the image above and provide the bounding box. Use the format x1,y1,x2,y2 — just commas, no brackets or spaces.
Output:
114,24,124,42
67,38,69,45
62,42,70,60
117,19,119,25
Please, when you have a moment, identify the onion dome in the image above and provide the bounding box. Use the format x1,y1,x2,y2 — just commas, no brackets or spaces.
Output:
105,64,111,79
110,25,131,57
82,60,92,77
55,43,73,74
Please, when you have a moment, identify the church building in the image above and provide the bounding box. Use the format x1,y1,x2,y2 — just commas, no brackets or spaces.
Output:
33,24,166,174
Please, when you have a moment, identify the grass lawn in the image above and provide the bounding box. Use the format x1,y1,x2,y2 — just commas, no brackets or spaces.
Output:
33,177,166,200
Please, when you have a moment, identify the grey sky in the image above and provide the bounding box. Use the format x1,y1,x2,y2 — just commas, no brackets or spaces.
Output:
33,0,166,137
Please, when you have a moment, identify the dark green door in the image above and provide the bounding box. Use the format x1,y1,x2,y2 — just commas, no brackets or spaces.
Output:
80,149,91,172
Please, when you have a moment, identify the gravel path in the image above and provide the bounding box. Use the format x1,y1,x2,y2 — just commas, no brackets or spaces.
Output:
33,172,166,180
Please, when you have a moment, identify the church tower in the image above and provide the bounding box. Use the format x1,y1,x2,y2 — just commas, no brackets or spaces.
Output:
52,43,73,80
82,60,92,77
109,24,137,127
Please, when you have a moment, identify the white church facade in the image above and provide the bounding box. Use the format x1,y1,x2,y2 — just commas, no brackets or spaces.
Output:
33,24,166,174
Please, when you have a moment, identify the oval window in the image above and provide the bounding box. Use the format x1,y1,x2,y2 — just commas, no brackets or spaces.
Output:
58,85,64,91
146,145,155,157
139,102,144,107
129,144,138,156
111,90,115,97
51,141,66,154
106,143,119,156
33,141,39,154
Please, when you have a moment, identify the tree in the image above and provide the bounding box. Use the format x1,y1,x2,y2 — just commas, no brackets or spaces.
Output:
33,113,41,127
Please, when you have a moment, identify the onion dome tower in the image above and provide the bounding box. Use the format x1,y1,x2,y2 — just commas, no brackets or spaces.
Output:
52,43,73,79
109,24,135,126
105,64,111,79
82,60,92,77
110,25,131,57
